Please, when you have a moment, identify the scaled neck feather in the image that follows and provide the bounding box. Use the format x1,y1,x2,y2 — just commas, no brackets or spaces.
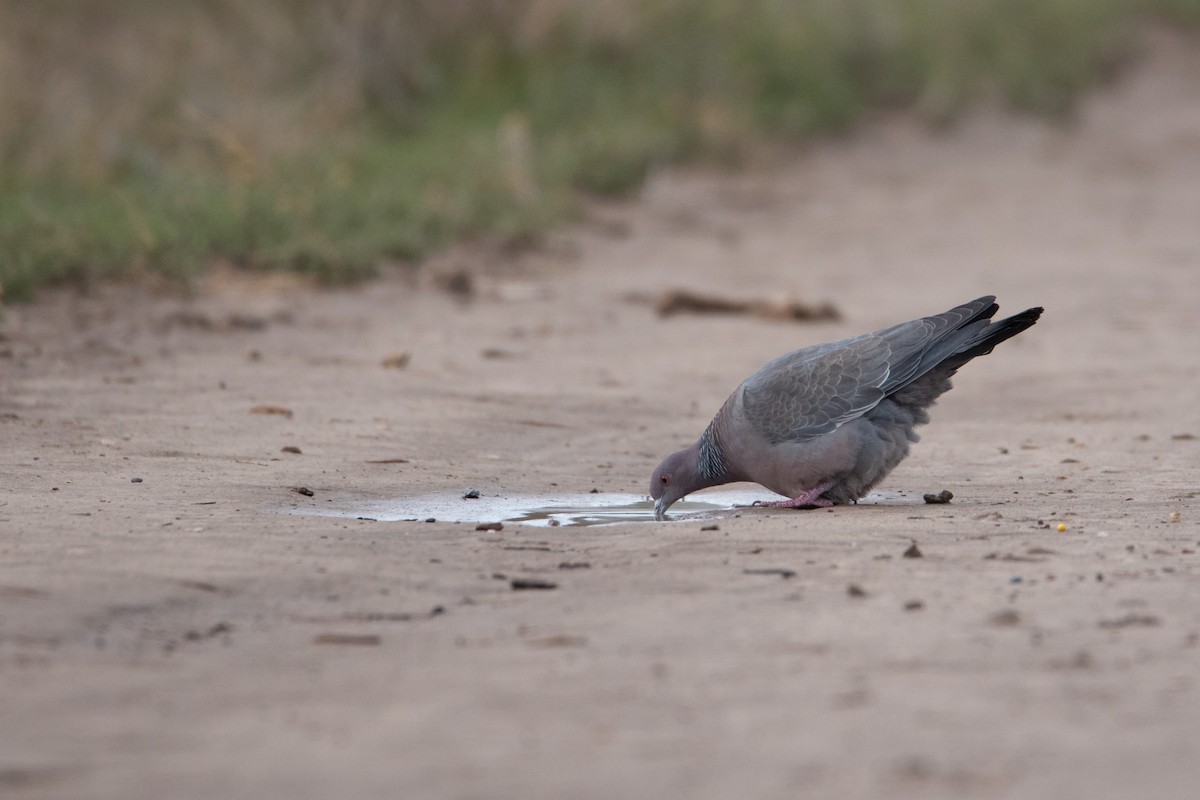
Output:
697,414,731,482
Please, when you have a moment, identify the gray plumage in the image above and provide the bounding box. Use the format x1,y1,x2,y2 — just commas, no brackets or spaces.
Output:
650,296,1042,519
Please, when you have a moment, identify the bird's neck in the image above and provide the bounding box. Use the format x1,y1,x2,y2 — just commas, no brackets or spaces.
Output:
697,414,737,484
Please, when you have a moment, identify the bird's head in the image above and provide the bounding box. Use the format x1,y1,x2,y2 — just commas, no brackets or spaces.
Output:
650,447,700,521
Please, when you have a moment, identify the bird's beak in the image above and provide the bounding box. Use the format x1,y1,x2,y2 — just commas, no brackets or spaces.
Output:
654,496,669,521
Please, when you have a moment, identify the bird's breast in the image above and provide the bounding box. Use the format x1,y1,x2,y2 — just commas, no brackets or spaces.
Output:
723,409,863,498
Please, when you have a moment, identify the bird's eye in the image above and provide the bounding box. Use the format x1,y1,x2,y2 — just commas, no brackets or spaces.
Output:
661,475,670,485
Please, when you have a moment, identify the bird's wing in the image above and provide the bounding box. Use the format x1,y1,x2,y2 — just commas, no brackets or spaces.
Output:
739,297,997,443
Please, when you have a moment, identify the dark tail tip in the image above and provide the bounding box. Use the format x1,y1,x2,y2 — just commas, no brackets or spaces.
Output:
1009,306,1044,331
959,305,1043,361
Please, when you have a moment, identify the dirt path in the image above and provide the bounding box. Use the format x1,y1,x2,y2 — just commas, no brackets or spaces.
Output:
3,32,1200,800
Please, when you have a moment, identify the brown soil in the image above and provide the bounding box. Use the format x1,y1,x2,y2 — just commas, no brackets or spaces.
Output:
3,32,1200,800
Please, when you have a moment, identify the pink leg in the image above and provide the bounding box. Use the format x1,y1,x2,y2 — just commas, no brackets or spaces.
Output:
754,481,835,509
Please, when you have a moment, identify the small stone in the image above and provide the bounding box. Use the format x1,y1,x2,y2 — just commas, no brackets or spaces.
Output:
462,488,481,499
291,486,314,497
313,634,381,646
381,352,412,369
923,490,953,504
991,609,1021,626
475,522,503,532
250,405,294,419
511,578,557,591
847,583,867,598
902,543,923,559
743,568,796,579
131,477,143,483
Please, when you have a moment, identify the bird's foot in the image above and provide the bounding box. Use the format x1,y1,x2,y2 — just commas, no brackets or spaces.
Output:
753,482,835,510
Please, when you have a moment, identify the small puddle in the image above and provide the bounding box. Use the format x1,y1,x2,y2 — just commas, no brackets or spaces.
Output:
502,495,747,527
285,488,777,527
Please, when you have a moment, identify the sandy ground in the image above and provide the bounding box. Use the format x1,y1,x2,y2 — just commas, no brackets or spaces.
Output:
3,32,1200,800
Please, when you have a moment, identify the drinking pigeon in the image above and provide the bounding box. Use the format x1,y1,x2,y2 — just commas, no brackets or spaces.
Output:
650,296,1042,519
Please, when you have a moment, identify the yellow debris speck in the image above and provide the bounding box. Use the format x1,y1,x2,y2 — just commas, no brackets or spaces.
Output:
1057,523,1068,532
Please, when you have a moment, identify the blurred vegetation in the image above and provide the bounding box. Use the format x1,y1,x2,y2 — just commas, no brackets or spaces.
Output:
1,0,1198,301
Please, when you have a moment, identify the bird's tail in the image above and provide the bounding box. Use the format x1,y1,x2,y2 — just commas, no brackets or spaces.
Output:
887,302,1042,417
946,306,1043,369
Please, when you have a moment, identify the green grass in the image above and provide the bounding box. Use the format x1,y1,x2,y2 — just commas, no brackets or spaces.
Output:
1,0,1198,302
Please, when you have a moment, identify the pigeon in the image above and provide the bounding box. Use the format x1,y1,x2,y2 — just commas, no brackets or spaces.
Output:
650,296,1042,520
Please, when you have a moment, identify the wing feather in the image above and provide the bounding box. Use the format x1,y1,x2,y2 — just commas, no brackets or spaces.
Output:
739,297,997,443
